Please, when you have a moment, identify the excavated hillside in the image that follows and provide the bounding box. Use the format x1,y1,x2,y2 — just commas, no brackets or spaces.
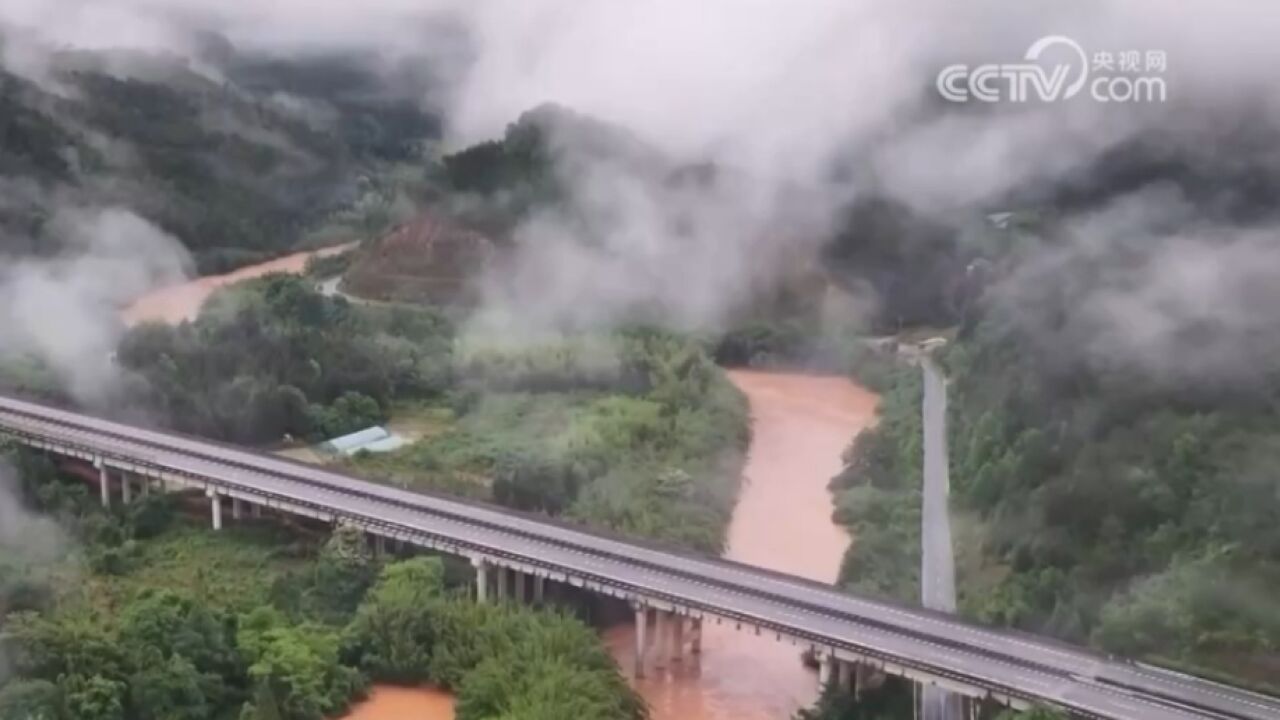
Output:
341,214,497,305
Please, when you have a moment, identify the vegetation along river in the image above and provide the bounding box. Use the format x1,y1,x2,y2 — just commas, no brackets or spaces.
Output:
118,251,880,720
605,370,878,720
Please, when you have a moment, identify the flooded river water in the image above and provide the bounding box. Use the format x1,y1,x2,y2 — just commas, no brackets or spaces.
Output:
121,244,354,326
342,687,454,720
117,252,879,720
605,370,879,720
336,371,878,720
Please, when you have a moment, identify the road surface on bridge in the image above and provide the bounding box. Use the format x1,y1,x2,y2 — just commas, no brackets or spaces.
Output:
2,395,1278,720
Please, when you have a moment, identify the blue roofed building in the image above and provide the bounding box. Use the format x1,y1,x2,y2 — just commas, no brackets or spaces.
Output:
316,426,406,456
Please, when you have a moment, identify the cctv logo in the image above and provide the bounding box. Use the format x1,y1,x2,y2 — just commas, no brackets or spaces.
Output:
937,36,1167,104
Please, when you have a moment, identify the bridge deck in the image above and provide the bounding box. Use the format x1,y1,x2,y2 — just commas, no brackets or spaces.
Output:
2,395,1277,720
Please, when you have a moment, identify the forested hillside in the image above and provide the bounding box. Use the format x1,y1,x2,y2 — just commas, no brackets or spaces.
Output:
0,32,439,273
942,237,1280,689
832,196,1280,692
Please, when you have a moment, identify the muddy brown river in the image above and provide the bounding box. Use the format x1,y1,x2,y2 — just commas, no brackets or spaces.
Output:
121,244,355,326
341,686,454,720
341,370,878,720
118,253,880,720
604,370,879,720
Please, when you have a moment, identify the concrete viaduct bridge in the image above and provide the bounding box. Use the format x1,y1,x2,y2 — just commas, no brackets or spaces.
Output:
2,395,1278,720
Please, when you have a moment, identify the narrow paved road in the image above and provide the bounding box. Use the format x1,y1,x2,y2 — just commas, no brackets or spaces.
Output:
921,355,961,720
921,356,956,612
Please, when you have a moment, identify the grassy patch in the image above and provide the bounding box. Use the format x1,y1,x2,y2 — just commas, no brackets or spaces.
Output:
57,524,311,619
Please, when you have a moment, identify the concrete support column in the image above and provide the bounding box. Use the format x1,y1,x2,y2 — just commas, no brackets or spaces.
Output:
837,661,853,690
120,472,132,505
633,604,648,678
141,476,150,497
496,565,508,601
515,571,527,604
855,663,878,699
533,575,545,605
472,558,489,603
210,493,223,531
672,615,685,662
818,654,834,688
98,464,110,508
690,618,703,654
651,610,667,668
251,502,263,518
231,498,243,521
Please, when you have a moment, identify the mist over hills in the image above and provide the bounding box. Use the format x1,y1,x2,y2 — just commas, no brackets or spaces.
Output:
0,29,441,274
1,1,1280,698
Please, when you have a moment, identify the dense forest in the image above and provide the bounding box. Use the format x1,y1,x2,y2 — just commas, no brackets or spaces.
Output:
106,275,748,554
0,445,644,720
0,33,439,273
831,203,1280,694
808,119,1280,711
116,274,453,444
831,364,922,603
942,262,1280,691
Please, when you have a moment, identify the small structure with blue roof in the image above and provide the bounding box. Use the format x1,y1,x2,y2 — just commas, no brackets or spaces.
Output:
316,426,406,456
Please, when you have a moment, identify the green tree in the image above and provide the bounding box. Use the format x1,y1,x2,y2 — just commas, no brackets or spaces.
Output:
342,558,446,683
237,608,366,720
0,679,66,720
304,525,378,620
60,675,126,720
127,654,211,720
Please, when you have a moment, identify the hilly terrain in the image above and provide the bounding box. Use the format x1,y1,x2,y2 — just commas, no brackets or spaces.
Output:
0,30,440,273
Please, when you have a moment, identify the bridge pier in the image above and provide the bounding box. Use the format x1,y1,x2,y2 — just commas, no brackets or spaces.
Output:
837,660,853,689
855,663,883,699
97,463,110,508
533,575,545,605
472,558,490,603
515,570,527,603
633,603,649,678
209,491,222,531
231,497,243,521
251,502,262,518
121,472,132,505
818,654,834,687
496,565,509,601
672,615,685,663
690,618,702,654
651,609,667,669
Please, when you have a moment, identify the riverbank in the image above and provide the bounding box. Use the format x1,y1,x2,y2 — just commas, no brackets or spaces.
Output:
606,369,879,720
110,253,881,720
122,243,356,326
341,686,454,720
